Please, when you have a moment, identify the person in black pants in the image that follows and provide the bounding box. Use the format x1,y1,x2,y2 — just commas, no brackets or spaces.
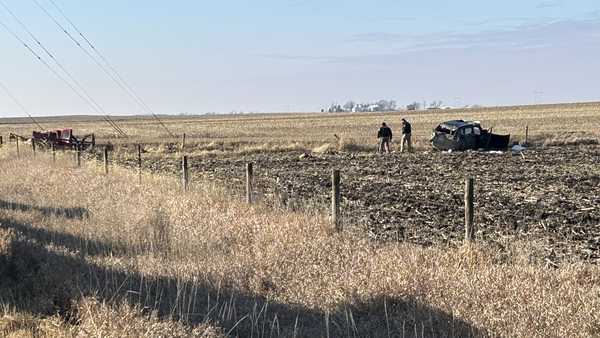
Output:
401,118,412,153
377,122,393,153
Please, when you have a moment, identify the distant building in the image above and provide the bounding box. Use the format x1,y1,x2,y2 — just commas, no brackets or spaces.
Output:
367,104,381,112
324,99,398,113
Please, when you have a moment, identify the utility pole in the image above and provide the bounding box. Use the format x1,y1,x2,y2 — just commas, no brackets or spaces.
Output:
453,96,462,108
533,90,544,105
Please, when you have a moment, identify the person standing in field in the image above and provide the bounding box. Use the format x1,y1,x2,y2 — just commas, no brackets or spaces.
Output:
377,122,393,153
401,118,413,153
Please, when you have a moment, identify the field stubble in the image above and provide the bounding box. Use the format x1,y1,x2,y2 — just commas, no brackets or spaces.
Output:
2,102,600,150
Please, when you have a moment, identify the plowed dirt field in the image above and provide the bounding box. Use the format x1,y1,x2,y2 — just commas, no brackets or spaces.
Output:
112,144,600,264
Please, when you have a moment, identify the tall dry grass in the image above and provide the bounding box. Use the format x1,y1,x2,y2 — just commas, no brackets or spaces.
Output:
2,101,600,154
0,296,223,337
0,150,599,337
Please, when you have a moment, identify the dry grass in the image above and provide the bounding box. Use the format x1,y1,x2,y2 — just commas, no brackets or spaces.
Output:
2,102,600,153
312,136,376,154
0,298,223,337
532,132,599,147
0,150,599,337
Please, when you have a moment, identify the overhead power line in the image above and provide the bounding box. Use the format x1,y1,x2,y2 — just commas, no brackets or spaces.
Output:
35,0,176,138
0,80,44,129
0,2,127,137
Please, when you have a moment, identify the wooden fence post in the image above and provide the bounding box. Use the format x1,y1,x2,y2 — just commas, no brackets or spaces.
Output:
525,125,529,145
76,145,81,167
103,147,109,175
332,169,341,231
137,144,142,184
181,155,189,192
51,143,56,163
181,133,186,153
0,135,3,146
16,137,19,158
246,163,253,204
465,177,475,242
31,139,36,156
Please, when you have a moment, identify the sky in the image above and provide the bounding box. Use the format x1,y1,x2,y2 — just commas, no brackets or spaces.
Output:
0,0,599,117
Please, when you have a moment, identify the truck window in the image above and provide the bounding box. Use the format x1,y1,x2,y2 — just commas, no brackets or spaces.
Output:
463,127,472,135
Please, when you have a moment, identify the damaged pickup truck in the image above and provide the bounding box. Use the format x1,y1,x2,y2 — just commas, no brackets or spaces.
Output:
431,120,510,151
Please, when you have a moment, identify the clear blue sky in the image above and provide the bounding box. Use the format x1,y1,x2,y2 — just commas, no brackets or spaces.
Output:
0,0,599,116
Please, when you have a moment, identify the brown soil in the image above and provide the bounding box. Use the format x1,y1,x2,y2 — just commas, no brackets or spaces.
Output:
113,145,600,264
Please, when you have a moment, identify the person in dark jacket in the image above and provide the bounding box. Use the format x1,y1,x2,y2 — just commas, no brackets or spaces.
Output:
401,118,412,153
377,122,393,153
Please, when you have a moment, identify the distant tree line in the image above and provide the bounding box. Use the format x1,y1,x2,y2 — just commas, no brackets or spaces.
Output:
322,99,451,113
323,100,398,113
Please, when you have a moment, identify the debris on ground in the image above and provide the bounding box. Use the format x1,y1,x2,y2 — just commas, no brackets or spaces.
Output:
511,144,526,152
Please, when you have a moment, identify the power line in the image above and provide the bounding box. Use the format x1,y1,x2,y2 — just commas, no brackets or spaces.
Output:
0,0,127,137
0,80,44,129
533,90,544,105
0,4,127,137
36,0,176,138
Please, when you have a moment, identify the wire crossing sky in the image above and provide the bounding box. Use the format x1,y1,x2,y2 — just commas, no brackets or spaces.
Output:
0,0,599,117
0,0,130,135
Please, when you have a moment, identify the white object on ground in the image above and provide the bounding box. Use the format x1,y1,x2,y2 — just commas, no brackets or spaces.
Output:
511,144,526,152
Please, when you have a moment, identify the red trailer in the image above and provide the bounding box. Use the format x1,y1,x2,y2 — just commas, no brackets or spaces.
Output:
11,129,95,150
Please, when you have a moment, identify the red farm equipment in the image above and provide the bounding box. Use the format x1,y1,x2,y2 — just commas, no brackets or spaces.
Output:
10,129,95,150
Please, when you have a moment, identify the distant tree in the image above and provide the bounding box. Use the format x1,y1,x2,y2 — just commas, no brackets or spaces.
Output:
377,100,388,111
389,100,397,111
343,101,356,112
326,103,343,113
429,100,443,108
373,100,397,111
406,102,420,111
324,99,399,112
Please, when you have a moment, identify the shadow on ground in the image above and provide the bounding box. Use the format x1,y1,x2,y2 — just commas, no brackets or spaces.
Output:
0,216,490,337
0,200,89,220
